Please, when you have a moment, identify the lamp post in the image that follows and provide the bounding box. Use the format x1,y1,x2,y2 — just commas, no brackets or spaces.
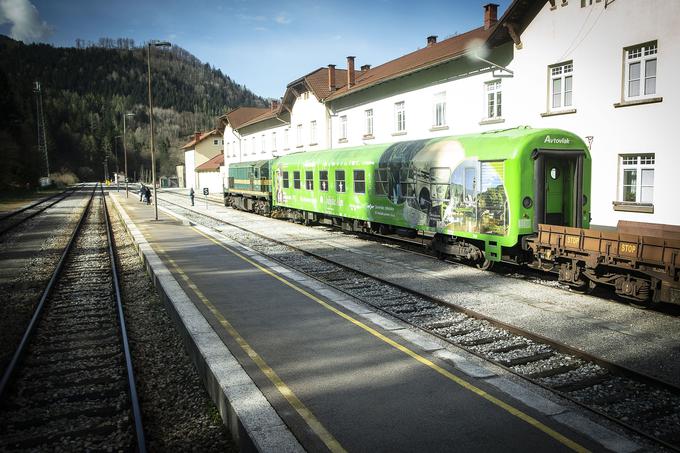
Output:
147,40,171,220
114,135,122,191
123,112,134,198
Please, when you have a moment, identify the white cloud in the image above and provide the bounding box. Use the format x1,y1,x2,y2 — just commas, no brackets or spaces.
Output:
274,12,291,25
0,0,53,43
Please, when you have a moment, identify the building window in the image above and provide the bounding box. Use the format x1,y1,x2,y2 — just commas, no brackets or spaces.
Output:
272,132,277,151
213,139,218,145
353,169,365,194
284,129,289,149
319,170,328,191
293,170,301,189
282,171,289,189
261,134,266,153
433,92,446,127
335,170,345,192
625,41,657,100
550,62,573,109
305,170,314,190
310,120,317,144
365,109,373,136
251,137,255,155
620,154,654,203
232,141,236,157
340,116,347,140
394,101,406,132
296,124,302,147
485,80,502,118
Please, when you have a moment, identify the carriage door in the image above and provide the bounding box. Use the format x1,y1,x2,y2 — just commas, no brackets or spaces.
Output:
545,158,566,225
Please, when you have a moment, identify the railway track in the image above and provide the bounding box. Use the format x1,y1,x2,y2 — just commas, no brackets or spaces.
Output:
0,185,145,451
0,187,78,238
158,194,680,451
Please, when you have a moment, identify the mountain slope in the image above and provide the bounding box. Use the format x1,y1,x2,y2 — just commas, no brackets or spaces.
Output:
0,35,266,186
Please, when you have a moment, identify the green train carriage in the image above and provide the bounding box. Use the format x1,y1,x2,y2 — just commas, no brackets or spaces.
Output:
269,127,591,267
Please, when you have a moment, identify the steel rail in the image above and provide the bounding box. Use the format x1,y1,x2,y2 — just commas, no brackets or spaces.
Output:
157,195,680,452
101,186,147,453
0,184,97,400
0,186,79,236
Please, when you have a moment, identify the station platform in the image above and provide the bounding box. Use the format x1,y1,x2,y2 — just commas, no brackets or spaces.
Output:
110,193,633,452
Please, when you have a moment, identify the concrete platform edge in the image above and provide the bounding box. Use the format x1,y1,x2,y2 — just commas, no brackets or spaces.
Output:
109,194,304,453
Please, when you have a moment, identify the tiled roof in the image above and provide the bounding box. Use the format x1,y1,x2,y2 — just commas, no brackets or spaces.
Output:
306,67,348,100
237,105,284,129
195,153,224,172
180,129,220,150
223,107,270,129
325,26,494,101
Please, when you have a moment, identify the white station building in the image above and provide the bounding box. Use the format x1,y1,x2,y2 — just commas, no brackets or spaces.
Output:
205,0,678,227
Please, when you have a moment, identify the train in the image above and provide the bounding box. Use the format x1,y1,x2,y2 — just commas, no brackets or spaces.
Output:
225,127,679,306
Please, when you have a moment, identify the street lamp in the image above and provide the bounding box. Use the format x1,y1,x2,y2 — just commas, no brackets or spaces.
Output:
147,40,171,220
123,112,134,198
114,135,122,191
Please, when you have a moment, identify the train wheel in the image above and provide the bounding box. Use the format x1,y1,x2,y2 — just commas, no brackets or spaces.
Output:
476,258,494,271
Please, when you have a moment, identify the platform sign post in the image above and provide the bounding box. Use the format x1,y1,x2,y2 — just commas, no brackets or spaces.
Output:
203,187,209,209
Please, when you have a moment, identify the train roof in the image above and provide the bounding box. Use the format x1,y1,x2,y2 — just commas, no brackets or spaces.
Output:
272,127,589,166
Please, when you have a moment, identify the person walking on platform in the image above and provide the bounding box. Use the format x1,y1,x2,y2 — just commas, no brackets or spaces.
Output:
144,186,151,205
189,187,195,206
139,184,145,202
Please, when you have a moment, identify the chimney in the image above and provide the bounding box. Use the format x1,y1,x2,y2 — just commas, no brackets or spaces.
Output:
427,35,437,47
328,64,336,91
271,99,279,110
347,56,356,88
484,3,498,30
194,132,201,144
360,64,371,71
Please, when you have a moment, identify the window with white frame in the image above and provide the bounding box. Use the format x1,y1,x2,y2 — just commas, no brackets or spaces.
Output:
284,129,289,149
364,109,373,136
232,141,236,157
340,115,347,141
394,101,406,132
296,124,302,147
261,134,265,153
549,62,573,110
485,80,502,119
251,136,255,155
310,120,317,144
272,132,277,151
625,41,657,100
620,154,654,203
432,92,447,127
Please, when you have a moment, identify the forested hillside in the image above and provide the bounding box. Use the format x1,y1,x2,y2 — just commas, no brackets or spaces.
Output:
0,35,267,187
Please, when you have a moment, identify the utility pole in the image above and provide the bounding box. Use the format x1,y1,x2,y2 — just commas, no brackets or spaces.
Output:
33,81,50,181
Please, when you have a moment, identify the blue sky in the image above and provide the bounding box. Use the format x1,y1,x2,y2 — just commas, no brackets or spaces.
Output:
1,0,511,99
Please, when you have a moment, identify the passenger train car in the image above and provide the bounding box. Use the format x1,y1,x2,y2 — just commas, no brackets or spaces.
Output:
225,127,679,305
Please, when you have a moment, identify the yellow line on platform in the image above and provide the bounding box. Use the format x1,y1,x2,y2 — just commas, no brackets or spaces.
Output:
156,244,346,453
189,227,590,453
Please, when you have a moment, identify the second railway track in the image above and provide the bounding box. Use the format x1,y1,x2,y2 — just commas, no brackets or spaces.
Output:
158,192,680,451
0,185,145,451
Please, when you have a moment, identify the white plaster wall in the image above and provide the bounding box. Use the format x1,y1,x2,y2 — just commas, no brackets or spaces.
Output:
290,92,330,152
236,123,289,162
331,70,507,150
508,0,680,226
223,125,242,166
184,150,196,191
197,170,223,195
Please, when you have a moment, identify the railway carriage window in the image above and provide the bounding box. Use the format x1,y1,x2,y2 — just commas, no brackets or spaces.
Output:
335,170,346,193
430,167,451,202
282,171,289,189
353,170,366,194
478,161,508,236
305,171,314,190
374,169,389,196
293,171,300,190
399,168,416,199
319,171,328,191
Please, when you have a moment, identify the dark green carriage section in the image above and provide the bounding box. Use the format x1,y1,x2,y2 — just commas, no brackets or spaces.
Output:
271,127,590,262
226,160,272,197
